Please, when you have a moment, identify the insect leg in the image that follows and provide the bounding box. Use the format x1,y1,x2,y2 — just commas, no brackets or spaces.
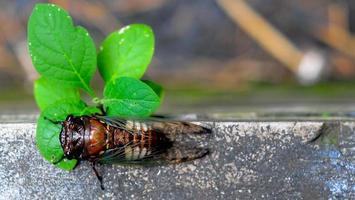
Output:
91,161,104,190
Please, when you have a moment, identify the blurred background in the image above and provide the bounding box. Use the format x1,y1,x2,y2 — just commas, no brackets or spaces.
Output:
2,0,355,115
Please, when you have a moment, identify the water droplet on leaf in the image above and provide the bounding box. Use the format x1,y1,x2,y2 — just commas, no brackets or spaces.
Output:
118,26,130,34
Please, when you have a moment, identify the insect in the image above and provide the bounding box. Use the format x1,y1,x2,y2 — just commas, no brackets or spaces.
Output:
55,115,211,189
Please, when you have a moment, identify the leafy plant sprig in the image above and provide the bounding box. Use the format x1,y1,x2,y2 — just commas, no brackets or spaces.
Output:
28,4,163,170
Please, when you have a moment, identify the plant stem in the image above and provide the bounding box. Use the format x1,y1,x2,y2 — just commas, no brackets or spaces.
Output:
84,84,98,100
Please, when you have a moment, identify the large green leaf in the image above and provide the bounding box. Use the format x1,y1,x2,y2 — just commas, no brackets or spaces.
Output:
98,24,155,82
34,77,81,111
28,4,96,93
102,77,160,117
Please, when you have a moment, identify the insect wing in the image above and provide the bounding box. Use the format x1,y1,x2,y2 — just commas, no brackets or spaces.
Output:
95,115,211,136
94,115,211,165
98,144,168,165
94,116,172,165
95,115,131,133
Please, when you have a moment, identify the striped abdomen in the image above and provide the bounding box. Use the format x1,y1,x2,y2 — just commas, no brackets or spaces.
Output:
105,121,171,160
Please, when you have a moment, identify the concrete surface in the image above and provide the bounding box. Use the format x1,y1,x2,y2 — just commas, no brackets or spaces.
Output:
0,117,354,199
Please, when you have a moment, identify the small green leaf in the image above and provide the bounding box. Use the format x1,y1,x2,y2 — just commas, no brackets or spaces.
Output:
42,100,95,121
36,115,78,171
36,115,63,164
28,4,96,93
98,24,155,82
34,77,81,111
143,80,164,99
55,159,77,171
37,100,100,171
103,77,160,117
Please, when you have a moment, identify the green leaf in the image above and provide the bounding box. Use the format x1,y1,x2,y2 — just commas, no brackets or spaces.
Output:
81,106,103,116
36,115,63,164
36,115,77,170
98,24,155,82
34,77,81,111
55,159,77,171
102,77,160,117
42,100,95,121
28,4,96,94
37,100,100,171
143,80,164,99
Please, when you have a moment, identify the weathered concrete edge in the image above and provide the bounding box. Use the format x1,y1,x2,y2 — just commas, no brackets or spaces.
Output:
0,120,336,142
1,120,354,199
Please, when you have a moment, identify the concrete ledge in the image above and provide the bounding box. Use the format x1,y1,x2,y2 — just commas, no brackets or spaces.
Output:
0,120,354,199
